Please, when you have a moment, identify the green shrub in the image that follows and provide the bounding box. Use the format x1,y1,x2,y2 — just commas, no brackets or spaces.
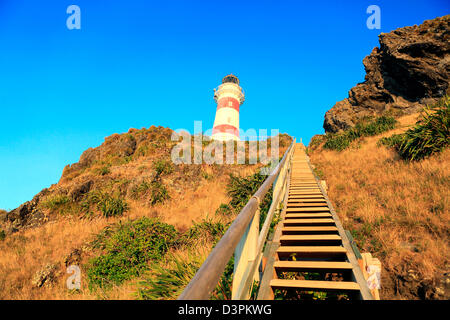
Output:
153,159,174,177
129,179,170,206
227,172,267,211
137,252,234,300
323,133,351,151
307,135,326,151
396,96,449,161
180,218,227,246
130,180,152,199
98,196,128,217
135,144,150,157
149,181,170,206
0,229,6,241
354,116,397,136
95,165,111,176
137,253,203,300
87,217,178,289
377,133,404,148
88,191,128,217
215,203,233,216
323,116,397,151
227,171,273,228
113,156,132,166
377,97,450,161
211,256,234,300
41,194,70,211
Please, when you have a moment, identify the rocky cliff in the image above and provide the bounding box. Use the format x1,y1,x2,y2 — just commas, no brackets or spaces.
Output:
324,15,450,133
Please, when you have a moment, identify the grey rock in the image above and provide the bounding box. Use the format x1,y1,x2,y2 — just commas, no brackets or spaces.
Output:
324,15,450,133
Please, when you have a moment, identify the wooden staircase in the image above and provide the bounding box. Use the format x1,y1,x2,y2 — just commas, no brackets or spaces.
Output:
258,143,373,300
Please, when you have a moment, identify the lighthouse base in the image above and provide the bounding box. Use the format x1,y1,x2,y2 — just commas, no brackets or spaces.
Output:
211,132,240,142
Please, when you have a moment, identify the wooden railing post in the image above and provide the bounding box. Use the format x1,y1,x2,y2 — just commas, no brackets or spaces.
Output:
232,198,260,300
248,206,260,283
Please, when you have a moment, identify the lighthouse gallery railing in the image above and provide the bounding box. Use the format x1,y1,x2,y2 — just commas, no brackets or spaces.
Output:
178,138,296,300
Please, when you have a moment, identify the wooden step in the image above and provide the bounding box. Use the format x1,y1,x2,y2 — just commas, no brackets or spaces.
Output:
280,235,341,241
291,176,315,178
287,203,327,207
276,246,347,259
280,234,341,245
270,279,361,291
285,213,332,218
290,185,319,188
274,261,353,272
289,192,323,195
289,186,320,191
288,199,325,202
291,173,317,179
288,195,325,199
288,197,325,200
289,186,318,188
291,177,315,179
289,191,321,194
288,198,327,206
283,218,335,225
281,226,338,234
289,185,320,190
291,176,314,178
291,175,314,177
290,181,317,184
286,207,330,212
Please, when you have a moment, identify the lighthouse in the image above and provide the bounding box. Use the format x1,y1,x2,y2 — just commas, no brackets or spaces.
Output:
211,74,245,141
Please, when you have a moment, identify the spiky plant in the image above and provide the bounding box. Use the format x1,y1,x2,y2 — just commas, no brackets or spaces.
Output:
397,96,449,161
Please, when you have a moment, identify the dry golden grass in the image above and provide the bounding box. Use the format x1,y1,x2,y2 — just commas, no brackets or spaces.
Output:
309,113,449,300
0,166,249,300
0,163,273,299
0,176,232,299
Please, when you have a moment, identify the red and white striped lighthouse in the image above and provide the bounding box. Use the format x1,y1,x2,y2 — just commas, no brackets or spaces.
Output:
212,74,245,141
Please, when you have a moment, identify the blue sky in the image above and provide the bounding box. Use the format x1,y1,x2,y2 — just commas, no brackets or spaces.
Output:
0,0,448,210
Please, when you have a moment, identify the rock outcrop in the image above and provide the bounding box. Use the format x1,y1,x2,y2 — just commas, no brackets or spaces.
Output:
3,188,49,234
324,15,450,133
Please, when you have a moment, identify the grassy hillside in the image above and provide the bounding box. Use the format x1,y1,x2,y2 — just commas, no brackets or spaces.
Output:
308,110,449,300
0,126,291,299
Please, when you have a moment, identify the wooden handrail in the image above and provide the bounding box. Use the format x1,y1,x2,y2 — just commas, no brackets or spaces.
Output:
178,139,295,300
233,142,295,299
